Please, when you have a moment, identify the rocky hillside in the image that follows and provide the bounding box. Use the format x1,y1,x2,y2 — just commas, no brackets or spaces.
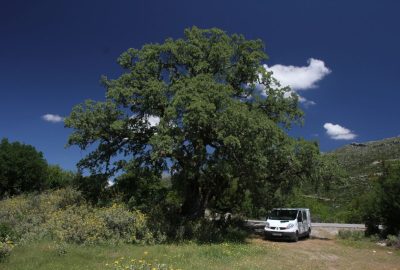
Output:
328,136,400,176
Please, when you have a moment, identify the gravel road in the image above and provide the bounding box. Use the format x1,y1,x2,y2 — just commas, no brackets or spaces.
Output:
245,220,366,239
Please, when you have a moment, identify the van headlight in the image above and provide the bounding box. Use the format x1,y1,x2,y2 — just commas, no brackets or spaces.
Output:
265,222,270,228
287,223,294,229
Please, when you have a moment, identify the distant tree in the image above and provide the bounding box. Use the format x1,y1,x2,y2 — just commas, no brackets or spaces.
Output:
0,138,48,196
65,27,319,218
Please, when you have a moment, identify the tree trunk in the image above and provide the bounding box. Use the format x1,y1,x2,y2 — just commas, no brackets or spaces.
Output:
181,180,202,218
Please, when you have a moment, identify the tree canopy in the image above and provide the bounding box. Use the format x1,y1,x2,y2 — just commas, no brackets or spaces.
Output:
0,138,48,196
66,27,318,218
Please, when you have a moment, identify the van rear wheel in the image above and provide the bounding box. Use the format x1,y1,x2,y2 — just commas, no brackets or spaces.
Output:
306,228,311,238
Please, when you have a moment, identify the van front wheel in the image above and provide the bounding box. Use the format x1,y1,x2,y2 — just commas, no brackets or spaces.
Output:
293,231,299,242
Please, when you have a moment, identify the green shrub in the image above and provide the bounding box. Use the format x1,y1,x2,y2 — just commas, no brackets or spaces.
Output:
0,189,155,245
46,204,154,245
99,204,154,244
0,240,14,261
0,188,84,242
108,256,175,270
338,230,365,240
362,162,400,237
0,223,17,242
386,234,400,248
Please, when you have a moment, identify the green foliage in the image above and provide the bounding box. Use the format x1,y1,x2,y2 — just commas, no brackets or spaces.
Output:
72,174,110,205
328,137,400,177
0,223,17,243
167,218,247,244
45,165,76,189
65,27,318,218
327,137,400,207
0,240,14,262
46,203,153,245
0,138,48,197
376,162,400,235
338,230,365,241
360,162,400,236
114,165,168,213
0,189,155,245
386,234,400,248
0,188,82,242
286,189,335,222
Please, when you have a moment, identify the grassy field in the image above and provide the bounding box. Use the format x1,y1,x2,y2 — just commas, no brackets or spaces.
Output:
1,237,400,270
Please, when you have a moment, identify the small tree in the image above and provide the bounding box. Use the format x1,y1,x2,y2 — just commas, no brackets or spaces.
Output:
363,161,400,236
0,138,48,196
377,162,400,236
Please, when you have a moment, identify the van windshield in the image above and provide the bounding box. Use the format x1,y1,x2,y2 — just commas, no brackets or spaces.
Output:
268,209,298,220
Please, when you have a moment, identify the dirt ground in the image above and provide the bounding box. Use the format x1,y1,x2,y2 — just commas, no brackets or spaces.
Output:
251,235,400,270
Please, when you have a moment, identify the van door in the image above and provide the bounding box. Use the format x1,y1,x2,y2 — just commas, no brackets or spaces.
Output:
302,210,308,234
297,211,304,234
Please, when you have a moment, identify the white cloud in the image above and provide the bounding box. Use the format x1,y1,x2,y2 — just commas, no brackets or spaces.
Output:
298,96,316,107
42,114,64,123
147,115,160,127
264,58,331,91
323,123,357,140
129,114,160,127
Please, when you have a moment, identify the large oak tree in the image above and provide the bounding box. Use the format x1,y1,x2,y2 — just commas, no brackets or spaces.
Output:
65,27,318,217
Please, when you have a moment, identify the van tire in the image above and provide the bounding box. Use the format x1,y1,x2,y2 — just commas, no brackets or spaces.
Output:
306,228,311,238
293,231,299,242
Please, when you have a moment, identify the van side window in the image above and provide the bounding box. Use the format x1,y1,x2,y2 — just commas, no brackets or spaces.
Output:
302,210,306,222
297,211,302,221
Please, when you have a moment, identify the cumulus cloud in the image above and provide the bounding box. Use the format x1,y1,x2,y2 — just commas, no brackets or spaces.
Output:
264,58,331,91
42,114,64,123
323,123,357,140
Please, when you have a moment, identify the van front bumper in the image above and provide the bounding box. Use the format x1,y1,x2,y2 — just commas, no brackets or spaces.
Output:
264,230,297,240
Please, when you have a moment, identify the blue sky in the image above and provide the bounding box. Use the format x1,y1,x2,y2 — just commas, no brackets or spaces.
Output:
1,0,400,171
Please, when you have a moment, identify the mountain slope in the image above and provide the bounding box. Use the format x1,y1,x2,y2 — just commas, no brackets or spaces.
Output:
328,136,400,176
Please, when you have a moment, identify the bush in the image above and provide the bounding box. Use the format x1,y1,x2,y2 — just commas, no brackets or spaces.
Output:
0,188,84,242
0,189,155,245
386,234,400,248
337,230,365,241
46,204,154,245
0,223,17,242
160,215,247,244
0,240,13,261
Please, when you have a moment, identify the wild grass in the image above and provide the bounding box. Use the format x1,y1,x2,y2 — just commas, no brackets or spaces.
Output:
2,238,400,270
0,241,269,270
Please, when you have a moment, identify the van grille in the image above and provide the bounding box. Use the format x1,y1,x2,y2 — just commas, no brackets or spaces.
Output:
270,227,287,230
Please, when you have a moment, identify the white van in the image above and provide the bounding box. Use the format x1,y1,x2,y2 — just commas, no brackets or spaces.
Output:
264,208,311,242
